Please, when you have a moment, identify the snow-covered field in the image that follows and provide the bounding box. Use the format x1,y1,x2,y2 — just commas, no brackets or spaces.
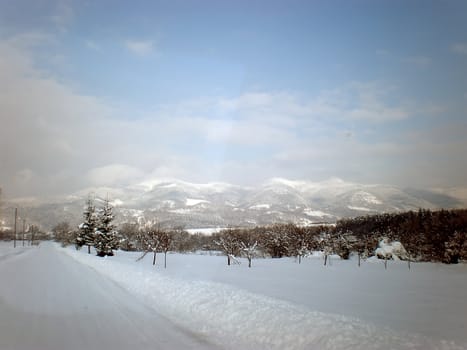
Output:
0,241,34,261
60,244,467,350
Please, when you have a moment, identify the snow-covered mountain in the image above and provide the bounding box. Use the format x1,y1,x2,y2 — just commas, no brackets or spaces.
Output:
2,178,465,230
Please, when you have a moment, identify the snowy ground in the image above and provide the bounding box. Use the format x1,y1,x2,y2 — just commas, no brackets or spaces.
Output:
60,244,467,350
1,241,466,349
0,242,215,350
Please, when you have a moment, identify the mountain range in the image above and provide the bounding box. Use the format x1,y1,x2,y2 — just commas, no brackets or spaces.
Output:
1,178,466,231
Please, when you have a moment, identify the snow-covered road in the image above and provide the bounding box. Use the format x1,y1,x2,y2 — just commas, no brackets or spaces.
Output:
0,243,215,350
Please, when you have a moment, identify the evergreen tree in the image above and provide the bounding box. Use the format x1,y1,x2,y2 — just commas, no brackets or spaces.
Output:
76,198,98,254
94,199,119,257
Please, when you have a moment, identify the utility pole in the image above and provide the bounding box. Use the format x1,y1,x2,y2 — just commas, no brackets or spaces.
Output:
0,187,2,230
22,218,26,246
14,208,17,248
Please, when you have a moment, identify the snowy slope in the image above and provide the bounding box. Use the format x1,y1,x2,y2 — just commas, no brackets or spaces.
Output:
61,244,467,350
3,178,466,230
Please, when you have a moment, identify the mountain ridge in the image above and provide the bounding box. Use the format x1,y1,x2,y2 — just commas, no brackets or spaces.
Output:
1,178,466,231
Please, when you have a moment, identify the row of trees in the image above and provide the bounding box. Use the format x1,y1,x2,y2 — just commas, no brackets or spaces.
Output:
205,209,467,266
53,208,467,265
336,209,467,263
210,225,360,267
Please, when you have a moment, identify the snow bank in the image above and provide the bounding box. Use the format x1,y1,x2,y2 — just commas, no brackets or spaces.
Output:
375,238,409,260
0,242,34,262
61,246,463,350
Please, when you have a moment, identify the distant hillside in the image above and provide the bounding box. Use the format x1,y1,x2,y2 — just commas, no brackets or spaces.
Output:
1,178,465,231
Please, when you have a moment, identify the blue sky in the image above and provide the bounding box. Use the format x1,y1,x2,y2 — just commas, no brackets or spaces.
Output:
1,0,467,197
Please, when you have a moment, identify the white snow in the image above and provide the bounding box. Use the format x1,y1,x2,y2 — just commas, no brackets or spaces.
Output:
59,244,467,350
303,208,333,217
0,242,34,261
249,203,270,210
266,177,307,189
162,199,176,208
169,208,192,214
110,198,124,206
375,238,409,260
2,241,466,349
352,191,383,205
186,228,226,236
348,205,372,212
0,242,213,350
232,207,245,211
186,198,209,206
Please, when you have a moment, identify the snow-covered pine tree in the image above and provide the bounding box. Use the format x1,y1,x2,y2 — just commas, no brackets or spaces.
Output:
76,197,98,254
94,198,119,257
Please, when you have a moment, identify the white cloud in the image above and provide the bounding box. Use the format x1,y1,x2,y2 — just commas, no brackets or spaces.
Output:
86,164,145,187
451,43,467,55
1,34,464,198
124,40,155,56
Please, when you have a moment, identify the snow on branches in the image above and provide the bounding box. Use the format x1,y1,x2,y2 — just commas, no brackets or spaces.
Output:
136,224,174,268
77,196,119,257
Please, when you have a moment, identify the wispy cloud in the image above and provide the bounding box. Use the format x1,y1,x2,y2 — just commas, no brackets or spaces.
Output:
451,42,467,55
85,40,101,51
0,36,463,197
124,40,155,56
6,31,57,49
402,55,432,67
50,0,73,33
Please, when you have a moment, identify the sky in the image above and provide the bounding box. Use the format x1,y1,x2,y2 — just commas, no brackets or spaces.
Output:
1,0,467,198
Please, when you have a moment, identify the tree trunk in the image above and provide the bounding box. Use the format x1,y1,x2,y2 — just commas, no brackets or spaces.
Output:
153,251,156,266
324,254,328,266
384,256,388,270
408,254,411,270
248,257,251,268
358,253,361,267
87,245,91,254
164,251,167,269
227,255,231,266
298,255,302,264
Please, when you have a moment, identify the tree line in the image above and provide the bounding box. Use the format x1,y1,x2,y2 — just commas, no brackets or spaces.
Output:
51,207,467,266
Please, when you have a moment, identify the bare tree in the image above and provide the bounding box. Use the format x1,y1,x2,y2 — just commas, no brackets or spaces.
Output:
354,233,377,267
29,224,39,245
261,224,290,258
287,225,313,264
137,225,162,266
119,222,140,251
159,230,174,268
215,228,241,266
53,221,75,247
241,241,257,268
